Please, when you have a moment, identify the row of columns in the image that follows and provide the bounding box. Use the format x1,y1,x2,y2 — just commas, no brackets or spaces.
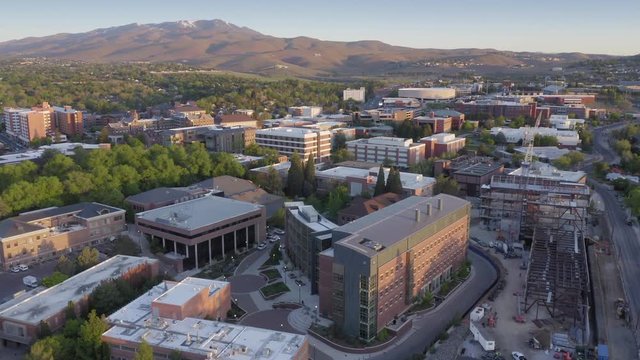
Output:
158,226,259,269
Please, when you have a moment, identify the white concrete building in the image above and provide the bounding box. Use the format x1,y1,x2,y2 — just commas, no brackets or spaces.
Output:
343,87,366,102
289,106,322,117
490,127,580,148
398,88,456,101
549,114,585,130
255,127,331,161
346,136,426,168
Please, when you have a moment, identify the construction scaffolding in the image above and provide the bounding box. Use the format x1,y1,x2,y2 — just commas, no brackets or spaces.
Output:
480,170,591,344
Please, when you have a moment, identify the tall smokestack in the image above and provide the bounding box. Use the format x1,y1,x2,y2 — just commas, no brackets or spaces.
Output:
415,209,421,222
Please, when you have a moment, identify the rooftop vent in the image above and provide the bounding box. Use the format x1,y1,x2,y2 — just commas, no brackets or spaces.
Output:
360,239,384,252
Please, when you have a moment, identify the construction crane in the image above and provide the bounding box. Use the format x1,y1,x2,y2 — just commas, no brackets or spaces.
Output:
516,111,543,242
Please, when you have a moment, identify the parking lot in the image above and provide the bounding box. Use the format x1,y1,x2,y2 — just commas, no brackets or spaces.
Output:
0,260,57,303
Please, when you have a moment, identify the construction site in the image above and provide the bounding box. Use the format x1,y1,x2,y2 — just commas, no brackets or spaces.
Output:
480,162,592,345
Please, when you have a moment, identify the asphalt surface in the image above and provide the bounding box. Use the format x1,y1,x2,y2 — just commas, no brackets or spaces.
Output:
590,120,640,338
311,248,498,360
0,261,57,303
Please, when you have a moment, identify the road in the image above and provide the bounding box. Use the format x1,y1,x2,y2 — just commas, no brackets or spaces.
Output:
311,248,498,360
589,120,640,346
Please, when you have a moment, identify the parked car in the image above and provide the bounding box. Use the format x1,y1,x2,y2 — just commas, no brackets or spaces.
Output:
10,266,21,273
273,229,285,235
257,243,267,250
18,264,29,272
288,272,297,279
512,351,527,360
269,237,279,243
295,279,306,286
23,275,38,288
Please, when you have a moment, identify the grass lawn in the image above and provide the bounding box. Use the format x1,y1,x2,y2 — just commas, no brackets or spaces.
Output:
260,268,282,282
260,282,290,299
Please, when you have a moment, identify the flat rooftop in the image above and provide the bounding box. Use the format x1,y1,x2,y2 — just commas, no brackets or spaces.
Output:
154,277,228,307
0,256,157,325
104,280,306,360
334,194,469,257
288,205,337,233
508,162,585,183
136,196,263,231
256,127,328,137
454,162,503,176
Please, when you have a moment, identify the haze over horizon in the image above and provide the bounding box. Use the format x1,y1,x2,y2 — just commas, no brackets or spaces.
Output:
1,0,638,56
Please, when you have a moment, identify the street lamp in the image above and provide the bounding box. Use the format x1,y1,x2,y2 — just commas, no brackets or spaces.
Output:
297,283,302,304
283,265,288,284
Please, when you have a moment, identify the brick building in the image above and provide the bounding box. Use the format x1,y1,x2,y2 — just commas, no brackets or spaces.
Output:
0,203,126,270
420,133,466,158
318,195,470,341
0,255,159,345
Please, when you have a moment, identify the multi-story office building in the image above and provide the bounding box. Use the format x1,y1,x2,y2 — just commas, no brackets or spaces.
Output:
455,100,541,119
284,202,337,294
255,127,331,161
204,126,255,153
53,106,83,136
318,194,471,341
346,137,425,168
0,255,159,345
432,109,465,130
2,108,26,137
421,133,466,158
136,196,266,270
414,114,453,134
102,277,308,360
343,87,366,102
289,106,322,117
0,202,126,270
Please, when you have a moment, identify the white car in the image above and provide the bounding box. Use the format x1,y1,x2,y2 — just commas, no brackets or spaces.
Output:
10,266,21,273
269,237,279,243
273,229,285,235
257,243,267,250
18,264,29,272
512,352,527,360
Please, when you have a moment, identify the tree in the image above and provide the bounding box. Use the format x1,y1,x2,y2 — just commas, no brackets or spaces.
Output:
332,132,347,151
374,165,386,196
286,152,304,198
27,335,64,360
303,153,316,197
42,271,70,287
212,152,245,178
77,247,100,271
76,310,109,360
38,320,52,338
409,159,434,177
169,350,184,360
385,168,403,195
494,132,507,145
326,185,349,219
113,235,141,256
256,167,283,195
330,148,353,164
135,340,153,360
65,301,77,320
434,175,459,196
56,255,76,276
98,128,110,143
593,161,610,178
533,134,558,147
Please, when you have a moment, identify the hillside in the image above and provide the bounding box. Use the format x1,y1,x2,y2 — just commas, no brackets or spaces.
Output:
0,19,621,77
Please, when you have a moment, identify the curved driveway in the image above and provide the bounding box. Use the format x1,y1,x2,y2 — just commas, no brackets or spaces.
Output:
311,248,499,360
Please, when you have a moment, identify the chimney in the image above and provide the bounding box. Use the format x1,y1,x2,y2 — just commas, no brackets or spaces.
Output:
415,209,421,222
426,204,432,216
437,198,443,210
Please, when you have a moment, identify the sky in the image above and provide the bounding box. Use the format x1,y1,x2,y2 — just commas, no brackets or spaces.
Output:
1,0,639,55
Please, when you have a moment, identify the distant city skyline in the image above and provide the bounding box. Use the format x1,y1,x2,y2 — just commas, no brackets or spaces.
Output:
1,0,639,55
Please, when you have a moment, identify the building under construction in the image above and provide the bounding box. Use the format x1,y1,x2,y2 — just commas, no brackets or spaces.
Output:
481,162,591,343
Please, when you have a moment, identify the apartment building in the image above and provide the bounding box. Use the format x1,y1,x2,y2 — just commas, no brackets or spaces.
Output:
102,277,308,360
284,203,337,294
0,203,126,270
421,133,466,158
346,137,425,168
53,106,83,136
3,103,53,143
136,196,266,270
255,127,331,161
318,194,471,341
0,255,159,345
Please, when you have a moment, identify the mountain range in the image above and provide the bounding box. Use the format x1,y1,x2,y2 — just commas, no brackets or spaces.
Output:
0,19,623,77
